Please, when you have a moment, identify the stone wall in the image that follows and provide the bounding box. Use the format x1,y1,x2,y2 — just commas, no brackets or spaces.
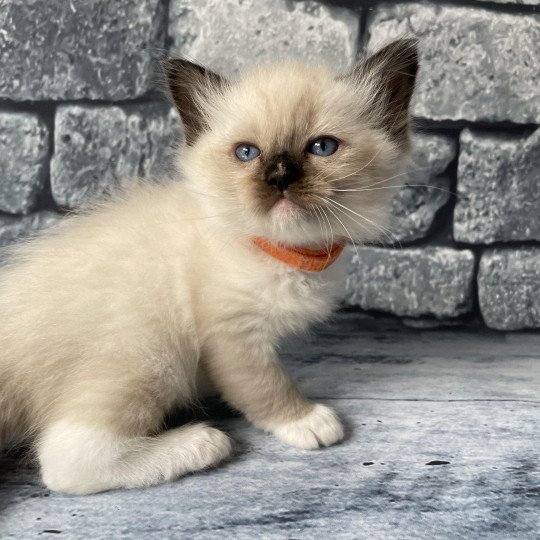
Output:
0,0,538,330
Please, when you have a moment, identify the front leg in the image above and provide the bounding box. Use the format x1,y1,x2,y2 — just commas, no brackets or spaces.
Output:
204,339,344,449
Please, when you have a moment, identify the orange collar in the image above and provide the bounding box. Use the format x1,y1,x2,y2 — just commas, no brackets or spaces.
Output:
252,236,346,272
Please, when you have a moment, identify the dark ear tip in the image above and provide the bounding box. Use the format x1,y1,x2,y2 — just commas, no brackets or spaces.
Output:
404,39,419,75
160,57,178,71
160,57,184,85
384,38,419,78
162,57,225,88
386,37,418,50
386,38,419,61
395,37,419,49
160,58,172,80
402,38,419,60
161,58,226,146
160,58,197,77
364,38,419,77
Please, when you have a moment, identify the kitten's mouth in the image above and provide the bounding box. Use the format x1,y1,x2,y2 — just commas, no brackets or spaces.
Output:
270,193,304,218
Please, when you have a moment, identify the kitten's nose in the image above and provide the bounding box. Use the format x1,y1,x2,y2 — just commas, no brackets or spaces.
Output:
264,154,302,191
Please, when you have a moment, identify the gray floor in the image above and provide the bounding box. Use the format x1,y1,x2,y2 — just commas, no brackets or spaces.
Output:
1,313,539,539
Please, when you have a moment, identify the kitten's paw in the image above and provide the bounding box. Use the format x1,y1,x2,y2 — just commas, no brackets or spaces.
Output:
184,424,234,470
273,404,344,450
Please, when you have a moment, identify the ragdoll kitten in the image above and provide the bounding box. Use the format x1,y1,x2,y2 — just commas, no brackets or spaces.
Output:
0,39,417,495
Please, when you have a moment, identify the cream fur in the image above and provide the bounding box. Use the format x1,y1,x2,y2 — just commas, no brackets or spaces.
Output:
0,44,416,495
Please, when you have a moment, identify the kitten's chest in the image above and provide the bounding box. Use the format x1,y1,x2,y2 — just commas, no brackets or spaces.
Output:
195,240,348,340
233,256,346,336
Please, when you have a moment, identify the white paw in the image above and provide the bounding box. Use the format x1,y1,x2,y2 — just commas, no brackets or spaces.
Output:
185,424,234,470
273,404,344,450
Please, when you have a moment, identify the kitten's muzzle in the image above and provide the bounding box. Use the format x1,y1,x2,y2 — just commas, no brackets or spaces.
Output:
264,154,302,192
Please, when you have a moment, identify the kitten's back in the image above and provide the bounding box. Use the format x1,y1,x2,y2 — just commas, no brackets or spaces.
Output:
0,180,198,444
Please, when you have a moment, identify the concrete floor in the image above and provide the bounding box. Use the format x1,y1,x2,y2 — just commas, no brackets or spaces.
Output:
1,313,539,539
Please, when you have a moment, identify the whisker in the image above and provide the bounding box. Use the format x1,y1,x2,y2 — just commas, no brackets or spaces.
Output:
322,196,402,248
314,195,373,240
173,211,240,222
309,162,352,186
322,166,433,199
296,216,315,250
180,185,238,202
319,206,335,256
333,167,432,190
340,205,401,248
313,205,331,257
323,204,361,263
333,184,455,196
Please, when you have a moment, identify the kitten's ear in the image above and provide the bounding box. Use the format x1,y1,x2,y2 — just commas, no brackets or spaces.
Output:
162,58,225,145
349,39,418,145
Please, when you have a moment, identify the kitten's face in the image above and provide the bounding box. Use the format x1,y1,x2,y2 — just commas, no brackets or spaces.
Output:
166,40,417,246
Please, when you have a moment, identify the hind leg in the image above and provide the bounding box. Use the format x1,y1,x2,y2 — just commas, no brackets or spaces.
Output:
37,419,232,495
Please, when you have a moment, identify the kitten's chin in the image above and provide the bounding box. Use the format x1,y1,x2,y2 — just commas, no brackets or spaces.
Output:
258,200,327,247
268,197,313,241
271,197,302,220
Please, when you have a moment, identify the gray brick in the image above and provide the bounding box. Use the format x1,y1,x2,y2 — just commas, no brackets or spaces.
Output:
474,0,539,3
401,317,464,329
0,112,49,215
367,4,540,123
390,134,455,243
51,104,182,209
0,211,62,247
454,129,540,244
344,247,475,318
478,248,540,330
169,0,359,74
0,0,165,101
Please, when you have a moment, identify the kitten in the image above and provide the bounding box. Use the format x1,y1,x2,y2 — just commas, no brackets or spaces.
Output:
0,39,417,495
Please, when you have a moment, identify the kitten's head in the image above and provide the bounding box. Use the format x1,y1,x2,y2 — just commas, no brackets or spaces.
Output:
164,39,418,246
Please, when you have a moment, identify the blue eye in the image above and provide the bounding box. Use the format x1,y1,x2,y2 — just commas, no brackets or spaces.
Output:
308,137,339,156
235,143,261,161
